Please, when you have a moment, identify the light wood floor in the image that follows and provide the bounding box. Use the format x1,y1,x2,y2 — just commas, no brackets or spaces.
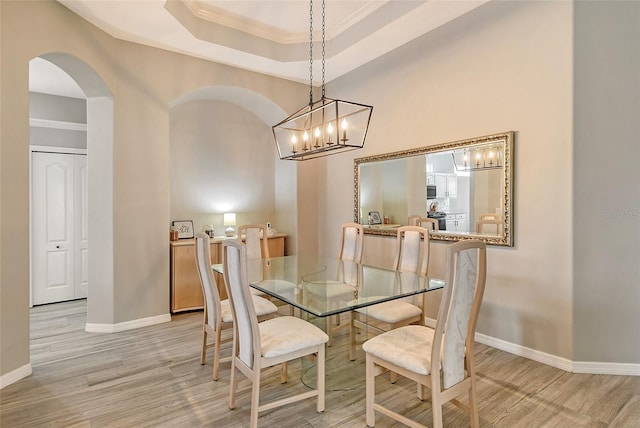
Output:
1,300,639,427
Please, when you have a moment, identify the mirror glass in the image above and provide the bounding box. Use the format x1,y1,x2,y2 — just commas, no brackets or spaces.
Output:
354,131,514,246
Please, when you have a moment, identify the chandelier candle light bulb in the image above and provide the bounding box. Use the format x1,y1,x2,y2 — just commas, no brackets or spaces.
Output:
341,118,348,142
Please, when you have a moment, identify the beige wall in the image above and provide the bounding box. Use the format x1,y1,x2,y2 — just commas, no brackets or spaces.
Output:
0,0,307,379
573,1,640,363
317,0,575,358
169,100,277,234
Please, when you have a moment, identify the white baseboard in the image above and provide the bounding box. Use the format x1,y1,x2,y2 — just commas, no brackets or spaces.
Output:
424,316,437,329
573,361,640,376
475,332,575,372
475,333,640,376
0,363,32,389
85,313,171,333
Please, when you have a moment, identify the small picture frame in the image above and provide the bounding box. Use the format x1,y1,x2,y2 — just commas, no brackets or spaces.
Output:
368,211,382,225
172,220,194,239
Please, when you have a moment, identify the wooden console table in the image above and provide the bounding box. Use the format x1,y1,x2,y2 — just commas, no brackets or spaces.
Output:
170,234,286,313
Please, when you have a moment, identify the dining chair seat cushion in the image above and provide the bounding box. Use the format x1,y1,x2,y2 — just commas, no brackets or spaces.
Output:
306,280,355,299
354,298,422,324
259,316,329,358
259,279,299,293
220,296,278,323
362,324,435,375
250,288,267,297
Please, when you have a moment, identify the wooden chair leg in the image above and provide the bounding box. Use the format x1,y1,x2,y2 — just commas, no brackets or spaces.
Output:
390,371,398,384
431,377,443,428
317,347,325,412
212,329,222,381
365,354,376,427
326,317,334,347
350,311,357,361
469,377,480,428
417,381,424,401
228,359,237,410
200,329,207,365
250,371,261,428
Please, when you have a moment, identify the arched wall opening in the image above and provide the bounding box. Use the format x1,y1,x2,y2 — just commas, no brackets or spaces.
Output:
170,86,299,255
34,53,115,329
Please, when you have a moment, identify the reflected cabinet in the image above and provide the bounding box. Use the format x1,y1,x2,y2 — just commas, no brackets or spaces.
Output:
354,131,514,246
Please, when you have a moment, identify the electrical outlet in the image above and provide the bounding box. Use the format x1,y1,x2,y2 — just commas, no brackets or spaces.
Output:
266,222,271,230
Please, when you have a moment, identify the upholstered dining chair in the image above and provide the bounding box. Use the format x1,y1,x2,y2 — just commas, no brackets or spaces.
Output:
237,224,271,298
238,223,297,315
417,217,439,231
408,215,421,226
237,224,270,260
339,222,364,263
350,226,430,360
195,232,278,381
318,222,365,345
222,240,329,428
363,239,487,428
475,213,503,235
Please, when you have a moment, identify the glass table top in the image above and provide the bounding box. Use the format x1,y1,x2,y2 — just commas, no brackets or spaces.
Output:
212,255,444,318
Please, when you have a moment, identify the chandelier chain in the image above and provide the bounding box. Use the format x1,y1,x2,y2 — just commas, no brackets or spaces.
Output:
308,0,314,104
321,0,326,98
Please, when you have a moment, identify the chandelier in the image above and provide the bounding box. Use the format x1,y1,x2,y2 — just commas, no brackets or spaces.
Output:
452,141,504,171
272,0,373,161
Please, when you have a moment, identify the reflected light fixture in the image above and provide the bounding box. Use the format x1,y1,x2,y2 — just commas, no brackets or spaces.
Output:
453,142,504,171
223,212,236,237
272,0,373,161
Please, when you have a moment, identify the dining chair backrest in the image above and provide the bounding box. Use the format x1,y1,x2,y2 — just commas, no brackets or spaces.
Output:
476,213,503,234
195,232,221,330
237,224,269,260
433,240,486,388
393,226,430,276
417,217,439,231
338,223,364,263
479,213,501,221
223,240,260,370
407,215,420,226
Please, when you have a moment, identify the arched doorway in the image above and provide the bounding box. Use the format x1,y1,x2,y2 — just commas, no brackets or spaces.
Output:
29,53,114,331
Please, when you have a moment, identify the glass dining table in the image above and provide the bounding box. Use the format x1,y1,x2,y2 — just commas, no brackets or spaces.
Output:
212,255,444,319
212,255,444,390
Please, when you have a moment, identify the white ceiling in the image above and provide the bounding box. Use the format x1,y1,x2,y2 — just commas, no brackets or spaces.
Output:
30,0,489,98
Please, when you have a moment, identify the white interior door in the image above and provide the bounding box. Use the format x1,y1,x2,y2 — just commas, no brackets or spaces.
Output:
32,152,88,304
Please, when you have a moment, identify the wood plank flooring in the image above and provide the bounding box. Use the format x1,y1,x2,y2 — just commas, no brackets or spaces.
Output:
1,300,639,427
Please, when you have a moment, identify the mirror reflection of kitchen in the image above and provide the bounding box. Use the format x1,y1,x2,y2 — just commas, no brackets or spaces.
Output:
425,147,503,236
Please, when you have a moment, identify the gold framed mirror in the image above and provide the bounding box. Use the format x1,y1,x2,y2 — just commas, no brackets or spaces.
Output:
354,131,514,246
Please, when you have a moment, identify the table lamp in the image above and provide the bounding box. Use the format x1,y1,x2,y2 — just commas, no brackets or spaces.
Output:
224,212,236,237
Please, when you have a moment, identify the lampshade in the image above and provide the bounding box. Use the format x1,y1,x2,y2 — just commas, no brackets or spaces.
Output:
223,212,236,226
272,0,373,161
224,212,236,237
